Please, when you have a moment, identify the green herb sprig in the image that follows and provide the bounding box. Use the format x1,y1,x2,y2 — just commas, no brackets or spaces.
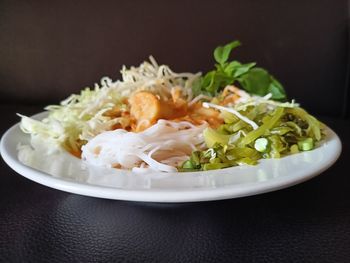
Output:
193,40,287,100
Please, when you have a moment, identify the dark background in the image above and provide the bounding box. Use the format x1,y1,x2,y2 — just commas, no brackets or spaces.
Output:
0,0,349,117
1,1,350,262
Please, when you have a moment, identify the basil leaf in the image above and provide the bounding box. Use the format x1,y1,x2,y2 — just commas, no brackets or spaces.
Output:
193,40,288,100
202,71,233,94
223,61,256,78
268,77,286,99
223,61,241,76
202,71,216,91
233,62,256,78
237,68,271,96
214,40,241,65
192,76,204,96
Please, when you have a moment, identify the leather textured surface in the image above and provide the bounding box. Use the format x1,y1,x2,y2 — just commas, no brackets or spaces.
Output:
0,0,348,117
0,105,350,262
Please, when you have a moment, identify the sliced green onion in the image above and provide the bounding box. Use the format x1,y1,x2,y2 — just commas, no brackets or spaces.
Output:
254,138,269,152
298,138,314,151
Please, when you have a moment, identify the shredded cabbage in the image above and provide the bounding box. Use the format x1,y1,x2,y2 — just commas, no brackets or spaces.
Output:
20,84,124,153
19,57,201,154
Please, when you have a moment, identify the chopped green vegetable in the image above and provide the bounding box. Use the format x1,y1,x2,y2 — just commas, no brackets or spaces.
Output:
268,135,286,158
270,126,293,135
286,108,322,141
203,128,231,148
190,151,201,167
181,102,323,172
290,144,299,154
236,157,258,166
240,107,284,146
203,163,231,171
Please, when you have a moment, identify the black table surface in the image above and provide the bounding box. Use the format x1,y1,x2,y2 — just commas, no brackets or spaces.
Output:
0,104,349,263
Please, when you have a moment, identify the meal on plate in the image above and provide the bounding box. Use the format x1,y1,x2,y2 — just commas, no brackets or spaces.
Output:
19,40,324,173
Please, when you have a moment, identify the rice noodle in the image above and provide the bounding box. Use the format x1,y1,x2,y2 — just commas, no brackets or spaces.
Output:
81,120,208,172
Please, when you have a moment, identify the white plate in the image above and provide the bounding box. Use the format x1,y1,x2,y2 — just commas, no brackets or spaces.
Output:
1,112,342,203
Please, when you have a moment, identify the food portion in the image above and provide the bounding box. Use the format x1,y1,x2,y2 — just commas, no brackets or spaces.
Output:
19,41,324,173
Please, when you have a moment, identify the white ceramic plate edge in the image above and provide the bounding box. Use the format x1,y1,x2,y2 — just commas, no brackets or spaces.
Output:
0,117,342,203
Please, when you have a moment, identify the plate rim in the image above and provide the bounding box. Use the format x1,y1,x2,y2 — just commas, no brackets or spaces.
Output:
0,112,342,203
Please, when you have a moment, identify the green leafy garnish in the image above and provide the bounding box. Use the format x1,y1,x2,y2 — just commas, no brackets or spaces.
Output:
195,40,287,100
214,40,242,65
